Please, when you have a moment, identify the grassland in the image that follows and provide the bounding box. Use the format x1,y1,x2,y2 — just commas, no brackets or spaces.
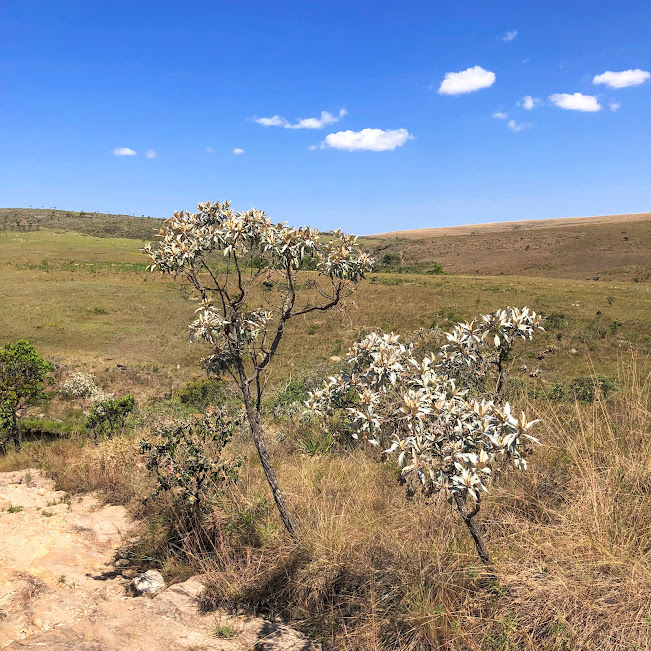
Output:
1,212,650,649
366,212,651,281
1,228,649,403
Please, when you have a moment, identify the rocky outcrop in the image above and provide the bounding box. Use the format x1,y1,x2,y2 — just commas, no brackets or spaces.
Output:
0,469,319,650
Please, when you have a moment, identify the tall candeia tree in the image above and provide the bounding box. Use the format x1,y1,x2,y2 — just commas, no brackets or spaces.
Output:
144,201,372,536
0,340,53,454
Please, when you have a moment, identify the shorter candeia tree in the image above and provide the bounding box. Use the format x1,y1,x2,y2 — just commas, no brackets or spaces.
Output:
144,201,373,536
0,340,53,454
307,307,545,566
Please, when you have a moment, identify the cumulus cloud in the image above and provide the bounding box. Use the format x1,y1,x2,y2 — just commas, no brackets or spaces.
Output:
438,66,496,95
507,119,528,132
492,111,508,119
113,147,137,156
320,128,412,152
502,30,518,42
517,95,540,110
609,101,621,112
256,115,287,127
593,69,650,89
255,108,346,129
549,92,601,112
145,149,157,159
233,148,244,155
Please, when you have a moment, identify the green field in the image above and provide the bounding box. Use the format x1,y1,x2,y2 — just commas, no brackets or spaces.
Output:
1,229,649,400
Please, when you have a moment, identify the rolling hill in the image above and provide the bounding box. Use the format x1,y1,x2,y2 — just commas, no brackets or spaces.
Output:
366,212,651,281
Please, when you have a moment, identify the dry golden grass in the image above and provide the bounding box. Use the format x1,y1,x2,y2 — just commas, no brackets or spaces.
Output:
200,356,651,649
5,357,647,649
367,212,651,282
2,218,651,649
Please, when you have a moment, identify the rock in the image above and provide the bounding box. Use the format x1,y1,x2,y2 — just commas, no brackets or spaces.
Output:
131,570,165,595
569,348,578,355
254,622,321,650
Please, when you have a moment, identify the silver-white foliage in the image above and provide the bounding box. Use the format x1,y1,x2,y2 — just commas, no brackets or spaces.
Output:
144,201,373,379
60,371,112,404
307,307,544,505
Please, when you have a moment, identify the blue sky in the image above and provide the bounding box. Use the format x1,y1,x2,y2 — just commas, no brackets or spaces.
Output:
1,1,650,234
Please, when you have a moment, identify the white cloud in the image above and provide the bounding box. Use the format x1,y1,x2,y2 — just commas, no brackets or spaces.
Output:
233,148,244,155
549,93,601,112
507,119,528,132
113,147,137,156
492,111,508,119
609,101,621,112
256,115,287,127
593,69,650,89
255,108,346,129
438,66,496,95
145,149,157,159
321,128,412,152
205,147,214,154
289,109,347,129
517,95,540,110
502,30,518,42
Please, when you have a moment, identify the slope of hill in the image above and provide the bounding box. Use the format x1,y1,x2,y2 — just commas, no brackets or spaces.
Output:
0,208,164,240
366,212,651,281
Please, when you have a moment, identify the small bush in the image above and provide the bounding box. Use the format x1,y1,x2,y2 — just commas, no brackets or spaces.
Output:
173,377,231,412
140,406,241,519
426,262,444,275
547,382,568,402
87,394,135,441
569,376,618,402
271,378,310,411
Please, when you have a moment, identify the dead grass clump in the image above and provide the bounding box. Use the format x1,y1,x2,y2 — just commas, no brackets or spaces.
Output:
198,358,651,649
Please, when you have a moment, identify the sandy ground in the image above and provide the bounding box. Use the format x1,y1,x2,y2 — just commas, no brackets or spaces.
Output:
0,469,318,650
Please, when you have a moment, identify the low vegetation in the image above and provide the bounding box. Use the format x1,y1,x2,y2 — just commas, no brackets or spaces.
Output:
0,206,649,649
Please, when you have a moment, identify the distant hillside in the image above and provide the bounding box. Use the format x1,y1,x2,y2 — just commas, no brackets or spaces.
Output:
2,208,649,282
0,208,164,240
364,212,651,282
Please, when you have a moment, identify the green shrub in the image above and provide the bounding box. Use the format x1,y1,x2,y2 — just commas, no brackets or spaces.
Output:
569,376,618,402
271,378,309,410
140,407,241,519
547,382,568,402
86,394,135,441
426,262,444,275
173,377,230,412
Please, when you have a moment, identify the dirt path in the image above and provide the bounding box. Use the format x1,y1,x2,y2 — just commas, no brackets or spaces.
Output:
0,469,318,650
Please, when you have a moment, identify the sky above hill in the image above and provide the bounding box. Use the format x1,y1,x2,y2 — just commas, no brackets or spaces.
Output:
1,1,650,233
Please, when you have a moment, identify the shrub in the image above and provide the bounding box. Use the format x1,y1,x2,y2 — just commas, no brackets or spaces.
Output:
140,406,241,520
86,394,135,442
173,377,230,412
308,307,544,566
569,376,618,402
547,382,568,402
60,371,112,404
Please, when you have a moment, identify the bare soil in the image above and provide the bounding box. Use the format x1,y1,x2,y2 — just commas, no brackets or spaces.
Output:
0,469,318,650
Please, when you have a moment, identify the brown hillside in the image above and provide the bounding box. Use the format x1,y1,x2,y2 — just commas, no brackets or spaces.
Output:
366,212,651,281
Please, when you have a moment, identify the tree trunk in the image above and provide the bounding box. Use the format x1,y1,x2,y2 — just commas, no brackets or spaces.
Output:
12,413,22,453
453,494,492,566
243,398,297,538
